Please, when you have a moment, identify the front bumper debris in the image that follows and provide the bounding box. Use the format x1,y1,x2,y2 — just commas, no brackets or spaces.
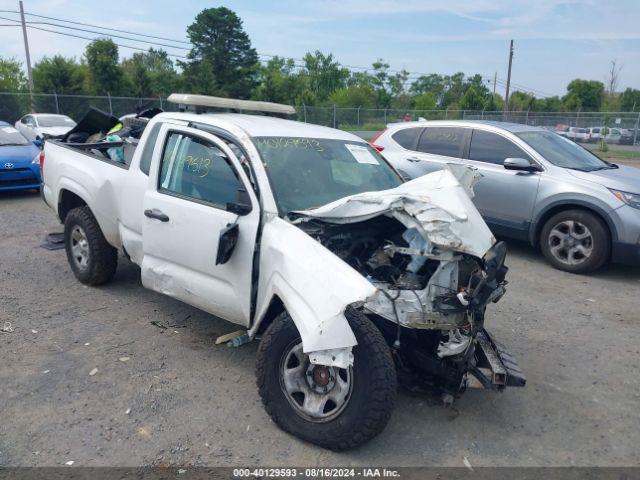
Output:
470,329,526,390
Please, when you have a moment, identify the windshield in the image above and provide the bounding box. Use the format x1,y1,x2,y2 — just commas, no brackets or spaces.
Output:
37,115,76,128
516,131,611,171
255,137,402,213
0,126,29,146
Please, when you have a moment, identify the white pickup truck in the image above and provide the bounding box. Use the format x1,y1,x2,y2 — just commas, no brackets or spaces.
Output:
41,94,524,450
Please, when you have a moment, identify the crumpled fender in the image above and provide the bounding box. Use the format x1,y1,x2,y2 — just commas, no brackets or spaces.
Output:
251,214,376,363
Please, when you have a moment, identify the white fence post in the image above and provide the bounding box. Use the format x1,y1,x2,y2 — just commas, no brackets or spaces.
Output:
357,106,361,126
303,104,307,123
107,92,113,115
53,92,59,114
333,104,336,129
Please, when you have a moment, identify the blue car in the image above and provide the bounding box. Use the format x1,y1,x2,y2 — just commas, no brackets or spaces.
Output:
0,121,42,192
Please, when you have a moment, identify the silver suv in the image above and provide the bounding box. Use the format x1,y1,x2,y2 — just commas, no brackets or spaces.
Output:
372,120,640,273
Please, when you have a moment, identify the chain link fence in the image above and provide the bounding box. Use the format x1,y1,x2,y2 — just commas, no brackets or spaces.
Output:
2,91,639,137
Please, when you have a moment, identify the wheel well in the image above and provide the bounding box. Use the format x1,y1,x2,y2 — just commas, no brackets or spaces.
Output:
255,295,286,336
58,190,87,223
533,204,613,247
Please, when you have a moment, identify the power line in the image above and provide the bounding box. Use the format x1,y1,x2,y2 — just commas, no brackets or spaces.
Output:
2,9,555,96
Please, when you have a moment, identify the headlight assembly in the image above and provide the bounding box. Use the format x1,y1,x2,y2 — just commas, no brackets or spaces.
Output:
610,189,640,210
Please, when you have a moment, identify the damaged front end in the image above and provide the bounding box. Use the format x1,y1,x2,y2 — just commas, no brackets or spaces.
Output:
293,167,525,399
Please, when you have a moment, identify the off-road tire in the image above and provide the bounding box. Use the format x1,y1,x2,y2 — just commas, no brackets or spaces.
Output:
64,206,118,285
540,209,609,274
256,309,397,450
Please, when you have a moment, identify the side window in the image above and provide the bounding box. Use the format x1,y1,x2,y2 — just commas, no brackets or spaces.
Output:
417,127,465,157
391,127,423,150
138,122,162,175
469,130,532,165
158,132,241,207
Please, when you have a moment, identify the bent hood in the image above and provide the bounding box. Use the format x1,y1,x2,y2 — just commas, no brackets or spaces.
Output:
293,167,495,258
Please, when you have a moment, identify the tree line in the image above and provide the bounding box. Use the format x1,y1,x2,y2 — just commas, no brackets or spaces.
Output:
1,6,639,117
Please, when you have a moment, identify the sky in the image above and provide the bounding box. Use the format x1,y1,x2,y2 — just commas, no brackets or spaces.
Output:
0,0,639,97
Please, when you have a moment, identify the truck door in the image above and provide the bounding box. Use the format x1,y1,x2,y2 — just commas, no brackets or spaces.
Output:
141,124,259,327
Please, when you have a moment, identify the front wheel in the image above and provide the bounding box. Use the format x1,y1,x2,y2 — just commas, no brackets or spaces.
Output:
256,310,397,450
540,209,609,274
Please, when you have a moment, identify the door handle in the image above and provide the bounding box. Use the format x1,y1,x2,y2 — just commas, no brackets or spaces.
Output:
407,156,422,163
144,208,170,222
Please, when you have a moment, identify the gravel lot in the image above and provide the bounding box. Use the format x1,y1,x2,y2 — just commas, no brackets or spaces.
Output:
1,191,639,468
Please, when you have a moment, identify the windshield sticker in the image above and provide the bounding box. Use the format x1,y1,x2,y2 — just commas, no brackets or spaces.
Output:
345,144,379,165
1,127,18,133
255,137,324,152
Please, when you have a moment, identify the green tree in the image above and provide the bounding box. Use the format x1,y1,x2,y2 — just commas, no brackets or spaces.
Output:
0,57,28,121
459,85,486,110
328,84,375,108
252,56,300,105
181,7,258,99
562,92,582,112
122,48,180,97
563,79,604,111
33,55,86,94
485,94,504,111
85,38,122,94
410,74,446,103
413,92,436,110
536,95,561,112
0,57,26,91
300,51,349,103
508,91,537,111
620,88,640,111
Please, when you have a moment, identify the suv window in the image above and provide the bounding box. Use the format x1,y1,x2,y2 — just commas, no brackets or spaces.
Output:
417,127,464,157
159,132,241,208
391,127,422,150
468,129,532,165
138,122,161,175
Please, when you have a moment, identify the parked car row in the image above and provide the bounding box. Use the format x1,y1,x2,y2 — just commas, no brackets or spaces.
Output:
556,124,637,145
372,120,640,273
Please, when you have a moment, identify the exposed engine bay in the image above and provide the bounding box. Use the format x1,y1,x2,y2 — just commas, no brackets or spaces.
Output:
297,214,524,398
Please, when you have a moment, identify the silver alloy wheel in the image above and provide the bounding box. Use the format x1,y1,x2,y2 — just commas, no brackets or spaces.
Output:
548,220,594,265
70,225,90,270
279,340,353,423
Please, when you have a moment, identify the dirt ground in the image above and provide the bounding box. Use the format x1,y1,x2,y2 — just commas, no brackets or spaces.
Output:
1,190,639,468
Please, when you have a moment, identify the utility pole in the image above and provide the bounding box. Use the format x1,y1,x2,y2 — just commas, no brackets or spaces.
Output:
504,40,514,116
493,71,497,96
19,0,34,110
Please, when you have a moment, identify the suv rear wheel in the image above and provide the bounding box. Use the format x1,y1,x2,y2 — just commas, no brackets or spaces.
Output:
256,309,397,450
540,209,609,274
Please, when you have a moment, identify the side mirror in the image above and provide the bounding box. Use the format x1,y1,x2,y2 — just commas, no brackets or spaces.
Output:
503,157,541,172
32,139,44,149
216,223,239,265
226,187,252,216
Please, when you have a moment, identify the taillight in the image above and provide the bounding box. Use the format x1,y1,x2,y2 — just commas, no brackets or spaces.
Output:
370,129,386,152
39,151,45,172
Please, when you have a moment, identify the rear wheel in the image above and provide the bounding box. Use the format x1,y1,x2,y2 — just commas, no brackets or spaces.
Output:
64,206,118,285
540,209,609,273
256,309,397,450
